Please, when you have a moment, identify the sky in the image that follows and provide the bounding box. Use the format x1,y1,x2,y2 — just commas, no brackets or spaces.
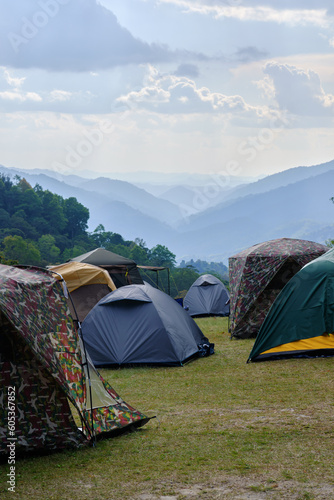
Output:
1,0,334,181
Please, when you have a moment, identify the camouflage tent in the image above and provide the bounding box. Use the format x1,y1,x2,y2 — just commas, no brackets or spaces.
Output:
0,265,150,456
229,238,328,339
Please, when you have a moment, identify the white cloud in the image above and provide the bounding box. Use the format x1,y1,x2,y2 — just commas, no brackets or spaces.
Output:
49,90,72,102
0,90,42,102
253,74,276,100
155,0,331,27
262,62,334,116
117,65,269,118
3,68,25,89
0,68,42,102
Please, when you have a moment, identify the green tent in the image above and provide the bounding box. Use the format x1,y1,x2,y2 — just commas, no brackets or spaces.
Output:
229,238,328,339
248,248,334,362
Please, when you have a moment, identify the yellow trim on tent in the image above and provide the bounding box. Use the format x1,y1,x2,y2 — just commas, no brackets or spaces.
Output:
50,261,116,293
261,333,334,355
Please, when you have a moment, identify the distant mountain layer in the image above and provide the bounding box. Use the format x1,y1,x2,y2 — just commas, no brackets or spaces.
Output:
171,168,334,260
1,160,334,262
0,166,178,246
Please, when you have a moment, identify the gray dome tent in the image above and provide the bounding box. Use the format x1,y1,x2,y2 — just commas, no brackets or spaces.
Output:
81,282,214,366
183,274,230,317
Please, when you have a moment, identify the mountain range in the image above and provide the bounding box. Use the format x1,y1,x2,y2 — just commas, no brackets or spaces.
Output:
1,159,334,263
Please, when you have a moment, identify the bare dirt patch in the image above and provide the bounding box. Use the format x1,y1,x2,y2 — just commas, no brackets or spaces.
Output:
137,476,334,500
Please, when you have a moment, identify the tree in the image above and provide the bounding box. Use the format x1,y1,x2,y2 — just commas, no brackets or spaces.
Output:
90,224,106,247
3,235,41,265
129,244,150,265
106,232,126,246
170,267,200,298
40,191,67,234
0,252,18,265
109,244,131,259
149,244,176,268
63,197,89,240
0,208,10,229
89,226,126,249
61,244,88,262
10,211,39,240
38,234,60,264
15,182,42,218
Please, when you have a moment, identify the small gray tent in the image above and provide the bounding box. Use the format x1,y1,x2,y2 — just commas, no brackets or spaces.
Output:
81,282,214,366
184,274,230,317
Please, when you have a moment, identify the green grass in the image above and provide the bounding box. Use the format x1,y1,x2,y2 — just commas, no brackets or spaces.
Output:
1,317,334,499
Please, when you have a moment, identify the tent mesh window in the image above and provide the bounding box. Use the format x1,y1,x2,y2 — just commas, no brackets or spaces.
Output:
265,258,301,290
236,259,302,338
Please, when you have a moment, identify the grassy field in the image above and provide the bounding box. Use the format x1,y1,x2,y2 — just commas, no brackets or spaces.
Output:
1,317,334,499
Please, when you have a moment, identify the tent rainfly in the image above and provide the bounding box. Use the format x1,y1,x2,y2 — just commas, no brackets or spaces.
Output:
184,274,230,317
81,282,214,367
70,247,143,288
50,261,116,322
0,265,150,456
229,238,328,339
248,248,334,362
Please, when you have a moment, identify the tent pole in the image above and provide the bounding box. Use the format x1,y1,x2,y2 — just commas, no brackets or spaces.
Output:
167,268,170,296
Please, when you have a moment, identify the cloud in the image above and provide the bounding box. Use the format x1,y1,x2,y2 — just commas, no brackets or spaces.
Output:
263,62,334,116
116,65,268,118
0,90,42,102
233,46,268,63
155,0,331,27
173,63,200,78
3,68,25,89
49,90,72,102
0,0,176,71
0,67,42,102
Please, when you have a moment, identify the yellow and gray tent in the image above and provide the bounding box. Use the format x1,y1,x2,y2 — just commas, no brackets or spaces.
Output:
248,248,334,362
69,247,144,288
50,261,116,322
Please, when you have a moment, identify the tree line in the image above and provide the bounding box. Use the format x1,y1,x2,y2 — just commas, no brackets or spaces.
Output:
0,175,228,296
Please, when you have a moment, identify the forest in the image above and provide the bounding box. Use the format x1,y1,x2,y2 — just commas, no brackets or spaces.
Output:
0,174,228,297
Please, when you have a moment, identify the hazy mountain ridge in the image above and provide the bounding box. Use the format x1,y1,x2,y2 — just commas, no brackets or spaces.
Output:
0,165,181,227
217,159,334,205
1,160,333,261
185,169,334,231
71,176,182,226
0,165,178,247
171,168,334,260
